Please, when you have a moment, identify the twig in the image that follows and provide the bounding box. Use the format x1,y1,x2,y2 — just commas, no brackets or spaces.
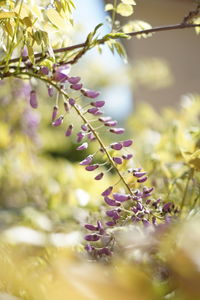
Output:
1,22,200,67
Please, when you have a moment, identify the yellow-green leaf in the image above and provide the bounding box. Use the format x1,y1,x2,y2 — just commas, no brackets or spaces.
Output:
193,17,200,35
121,0,136,5
46,9,67,29
116,3,133,17
0,11,16,19
105,3,114,11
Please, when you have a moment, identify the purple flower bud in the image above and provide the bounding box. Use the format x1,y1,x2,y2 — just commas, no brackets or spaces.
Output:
109,128,125,134
93,109,103,116
106,210,120,220
104,120,118,127
77,131,85,143
132,206,138,214
53,64,71,82
81,89,100,98
30,90,38,109
69,98,76,106
97,220,103,231
98,116,112,123
122,154,133,160
94,172,104,180
137,176,148,183
110,142,123,151
85,244,94,252
64,101,69,112
67,76,81,84
113,157,123,165
104,197,121,207
143,187,154,194
113,193,130,202
81,124,88,131
137,202,143,211
47,86,54,97
133,172,147,178
106,221,116,227
85,224,98,231
146,199,151,205
101,186,113,197
162,202,173,213
52,115,64,127
84,234,100,241
85,164,99,171
40,66,49,75
52,105,58,121
132,216,140,223
122,140,133,147
87,107,99,115
142,219,150,226
70,83,83,90
65,124,73,137
88,132,96,141
97,247,111,256
80,155,93,166
76,142,88,151
91,101,105,108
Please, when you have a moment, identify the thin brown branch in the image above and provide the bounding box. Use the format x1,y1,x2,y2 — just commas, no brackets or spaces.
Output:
1,22,200,67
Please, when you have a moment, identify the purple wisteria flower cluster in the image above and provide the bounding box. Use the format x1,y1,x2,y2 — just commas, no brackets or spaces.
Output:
28,64,177,259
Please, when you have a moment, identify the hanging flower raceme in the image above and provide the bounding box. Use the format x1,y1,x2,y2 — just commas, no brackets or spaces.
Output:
27,63,175,259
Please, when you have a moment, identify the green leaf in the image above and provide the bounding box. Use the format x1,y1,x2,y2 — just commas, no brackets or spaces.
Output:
116,3,133,17
105,3,114,11
46,9,67,29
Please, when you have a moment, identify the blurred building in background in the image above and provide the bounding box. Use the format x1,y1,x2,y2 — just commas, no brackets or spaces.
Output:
121,0,200,108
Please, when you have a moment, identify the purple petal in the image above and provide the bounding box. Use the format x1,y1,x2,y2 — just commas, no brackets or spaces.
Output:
52,115,64,127
106,210,120,220
81,89,100,98
137,202,143,211
81,124,88,131
94,172,104,180
85,164,99,171
87,107,99,115
113,193,130,202
40,66,49,75
48,86,54,97
30,90,38,109
101,186,113,197
70,83,83,90
122,140,133,147
77,131,85,143
106,221,116,227
85,224,98,231
137,176,148,183
69,98,76,106
109,128,125,134
80,155,93,166
84,234,100,241
113,157,123,165
104,197,121,207
53,64,71,82
52,105,58,121
76,142,88,151
110,142,123,151
67,76,81,84
98,116,112,123
91,101,105,108
97,247,111,256
133,172,147,178
88,132,96,141
104,120,118,127
65,124,73,137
